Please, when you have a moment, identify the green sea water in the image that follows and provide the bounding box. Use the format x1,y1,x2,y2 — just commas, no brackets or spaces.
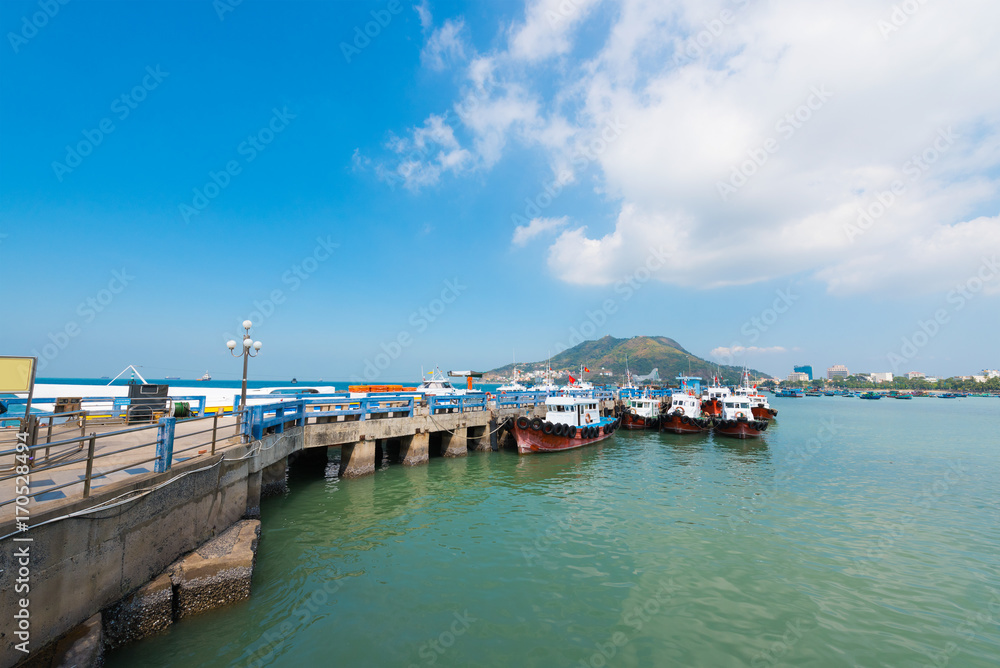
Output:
107,396,1000,667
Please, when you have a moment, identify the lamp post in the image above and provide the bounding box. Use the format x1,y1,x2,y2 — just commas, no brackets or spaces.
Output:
227,320,262,434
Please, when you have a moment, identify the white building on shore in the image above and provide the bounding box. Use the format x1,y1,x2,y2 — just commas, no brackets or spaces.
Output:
827,364,849,379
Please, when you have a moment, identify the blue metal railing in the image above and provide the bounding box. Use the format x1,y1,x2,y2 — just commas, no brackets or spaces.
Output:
3,395,208,419
493,391,548,408
242,394,422,439
428,394,487,414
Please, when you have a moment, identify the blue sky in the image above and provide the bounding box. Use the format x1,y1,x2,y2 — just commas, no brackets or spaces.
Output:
1,0,998,382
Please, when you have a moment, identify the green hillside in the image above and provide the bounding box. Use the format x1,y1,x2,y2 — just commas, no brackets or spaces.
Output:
489,335,767,384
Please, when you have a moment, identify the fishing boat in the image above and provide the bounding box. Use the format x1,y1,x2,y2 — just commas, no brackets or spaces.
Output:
775,388,803,398
413,368,468,396
512,396,619,454
621,394,661,430
733,370,778,420
859,392,882,400
660,391,711,434
893,393,912,400
805,390,821,397
497,354,530,393
198,371,212,381
532,360,561,394
712,397,769,439
701,377,731,416
565,365,595,391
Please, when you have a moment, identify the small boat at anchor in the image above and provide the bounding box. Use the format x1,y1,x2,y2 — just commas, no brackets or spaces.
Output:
713,397,769,439
621,394,661,430
701,378,731,417
660,391,711,434
733,370,778,420
512,396,619,454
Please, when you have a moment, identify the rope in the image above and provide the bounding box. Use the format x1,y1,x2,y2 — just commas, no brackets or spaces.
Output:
426,414,512,440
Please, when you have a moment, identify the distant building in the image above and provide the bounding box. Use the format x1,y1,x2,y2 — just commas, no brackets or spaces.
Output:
787,372,810,382
871,372,893,383
925,377,939,383
793,365,813,380
984,369,999,379
827,364,849,379
972,375,987,383
906,371,926,380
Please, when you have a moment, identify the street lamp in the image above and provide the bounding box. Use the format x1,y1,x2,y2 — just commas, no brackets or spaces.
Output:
227,320,262,433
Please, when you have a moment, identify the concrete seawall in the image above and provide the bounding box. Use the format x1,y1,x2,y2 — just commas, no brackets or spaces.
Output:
0,429,299,667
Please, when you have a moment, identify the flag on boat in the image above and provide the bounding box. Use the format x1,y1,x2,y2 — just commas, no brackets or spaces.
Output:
568,374,576,383
584,367,590,373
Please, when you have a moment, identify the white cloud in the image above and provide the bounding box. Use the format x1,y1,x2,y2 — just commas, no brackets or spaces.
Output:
512,216,569,246
711,346,788,359
374,0,1000,294
422,18,467,71
509,0,603,61
415,1,432,31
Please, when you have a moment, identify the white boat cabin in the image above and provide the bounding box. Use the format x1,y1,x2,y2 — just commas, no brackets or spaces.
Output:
626,397,660,418
545,396,601,427
721,398,754,420
668,393,702,417
414,369,463,395
703,385,731,402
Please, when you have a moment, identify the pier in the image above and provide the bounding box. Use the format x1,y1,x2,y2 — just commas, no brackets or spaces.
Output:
0,390,616,665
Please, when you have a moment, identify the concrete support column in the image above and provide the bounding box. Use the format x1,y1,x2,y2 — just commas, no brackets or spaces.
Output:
339,439,376,478
442,428,468,458
261,457,287,497
400,432,429,466
469,426,491,452
245,469,262,519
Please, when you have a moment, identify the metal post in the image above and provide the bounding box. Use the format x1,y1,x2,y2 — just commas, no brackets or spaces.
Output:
238,337,249,431
155,417,176,473
211,412,219,455
44,416,53,461
83,433,96,497
28,416,39,467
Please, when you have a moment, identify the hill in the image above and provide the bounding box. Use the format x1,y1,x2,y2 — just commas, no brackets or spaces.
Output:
488,336,766,384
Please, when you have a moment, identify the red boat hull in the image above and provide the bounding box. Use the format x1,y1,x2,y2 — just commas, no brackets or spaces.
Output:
513,421,618,454
713,419,766,439
622,411,658,430
660,413,710,434
751,405,778,420
701,399,723,417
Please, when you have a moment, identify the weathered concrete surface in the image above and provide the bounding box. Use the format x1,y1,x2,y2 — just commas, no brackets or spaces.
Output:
400,432,429,466
339,439,376,478
169,520,261,619
102,572,172,649
469,425,490,452
305,408,489,448
0,429,299,668
260,457,287,497
21,613,104,668
442,427,468,458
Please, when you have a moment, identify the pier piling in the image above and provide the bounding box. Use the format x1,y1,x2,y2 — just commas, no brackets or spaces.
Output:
400,431,429,466
339,438,377,478
442,428,468,457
